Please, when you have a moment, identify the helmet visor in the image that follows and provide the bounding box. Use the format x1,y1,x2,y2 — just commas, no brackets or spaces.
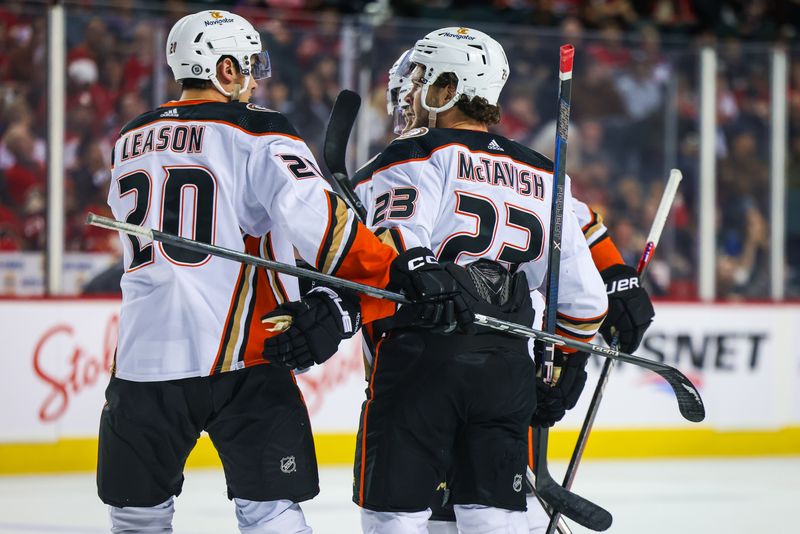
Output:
251,51,271,80
396,51,415,79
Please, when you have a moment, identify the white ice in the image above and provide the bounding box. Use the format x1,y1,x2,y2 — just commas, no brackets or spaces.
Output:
0,458,796,533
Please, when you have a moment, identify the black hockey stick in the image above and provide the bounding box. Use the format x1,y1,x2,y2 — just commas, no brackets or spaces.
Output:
85,214,705,423
323,89,367,220
544,169,684,534
529,44,613,533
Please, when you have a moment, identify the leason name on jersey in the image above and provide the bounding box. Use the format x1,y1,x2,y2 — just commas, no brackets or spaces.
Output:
456,151,545,200
119,124,205,162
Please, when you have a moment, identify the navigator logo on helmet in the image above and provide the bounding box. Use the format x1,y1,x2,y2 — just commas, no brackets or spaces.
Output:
387,49,414,135
166,10,271,100
409,27,510,127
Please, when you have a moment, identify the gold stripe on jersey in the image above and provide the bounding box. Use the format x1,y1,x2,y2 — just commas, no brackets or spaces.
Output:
211,264,247,374
220,264,256,372
262,234,288,305
556,311,606,342
374,227,406,254
582,210,607,245
318,192,352,274
233,265,260,368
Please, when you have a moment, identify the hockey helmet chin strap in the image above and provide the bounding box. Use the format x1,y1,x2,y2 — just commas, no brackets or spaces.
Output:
419,82,461,128
211,76,247,102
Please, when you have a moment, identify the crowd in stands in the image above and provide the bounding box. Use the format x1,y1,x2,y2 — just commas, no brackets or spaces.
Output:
1,0,799,299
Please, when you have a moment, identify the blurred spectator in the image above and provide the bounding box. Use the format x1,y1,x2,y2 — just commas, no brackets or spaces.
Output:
0,124,45,206
1,0,798,299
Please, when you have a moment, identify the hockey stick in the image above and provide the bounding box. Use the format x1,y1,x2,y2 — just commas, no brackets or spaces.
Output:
323,89,367,219
544,169,684,534
85,214,704,422
527,44,615,533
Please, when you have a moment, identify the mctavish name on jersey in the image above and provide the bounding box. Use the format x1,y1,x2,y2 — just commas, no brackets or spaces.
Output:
456,151,545,199
119,124,206,162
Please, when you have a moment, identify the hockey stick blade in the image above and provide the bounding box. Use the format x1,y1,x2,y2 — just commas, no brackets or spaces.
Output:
475,315,705,422
537,471,611,531
323,90,367,219
580,341,704,422
324,89,360,176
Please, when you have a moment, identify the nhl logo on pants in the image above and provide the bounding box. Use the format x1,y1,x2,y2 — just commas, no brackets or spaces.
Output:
280,456,296,474
513,473,523,493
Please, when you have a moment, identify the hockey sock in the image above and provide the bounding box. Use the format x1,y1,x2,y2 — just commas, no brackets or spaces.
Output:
109,497,174,533
360,508,431,534
234,498,312,534
453,504,528,534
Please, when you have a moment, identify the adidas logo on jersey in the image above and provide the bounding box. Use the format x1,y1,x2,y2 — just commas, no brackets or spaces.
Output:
488,139,504,151
160,108,179,118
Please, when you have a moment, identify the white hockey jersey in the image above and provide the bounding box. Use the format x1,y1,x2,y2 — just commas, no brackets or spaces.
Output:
108,100,396,382
359,127,607,343
355,153,620,272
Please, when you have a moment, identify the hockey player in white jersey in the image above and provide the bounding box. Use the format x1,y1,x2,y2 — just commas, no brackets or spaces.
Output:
99,11,473,534
351,39,654,534
352,28,608,534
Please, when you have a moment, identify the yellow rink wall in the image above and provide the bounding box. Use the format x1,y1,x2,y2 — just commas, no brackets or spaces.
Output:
2,427,799,476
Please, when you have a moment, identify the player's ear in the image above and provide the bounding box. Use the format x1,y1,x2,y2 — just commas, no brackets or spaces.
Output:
445,82,458,102
217,57,236,84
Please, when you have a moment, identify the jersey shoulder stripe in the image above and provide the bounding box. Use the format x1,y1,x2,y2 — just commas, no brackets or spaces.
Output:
351,152,382,189
120,102,300,138
373,128,555,175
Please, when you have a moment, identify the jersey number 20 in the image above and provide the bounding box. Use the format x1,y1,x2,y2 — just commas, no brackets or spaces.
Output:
118,166,217,270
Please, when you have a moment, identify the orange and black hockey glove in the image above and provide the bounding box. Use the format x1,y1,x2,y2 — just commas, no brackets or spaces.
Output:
598,264,655,353
261,286,362,370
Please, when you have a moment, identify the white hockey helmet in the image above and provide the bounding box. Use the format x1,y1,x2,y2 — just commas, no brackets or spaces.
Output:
409,27,509,125
386,49,414,134
166,10,271,99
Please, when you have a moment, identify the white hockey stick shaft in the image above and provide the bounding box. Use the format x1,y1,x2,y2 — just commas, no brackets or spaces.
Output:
545,169,683,534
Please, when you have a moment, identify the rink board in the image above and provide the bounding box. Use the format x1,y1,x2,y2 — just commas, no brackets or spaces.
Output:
1,299,799,474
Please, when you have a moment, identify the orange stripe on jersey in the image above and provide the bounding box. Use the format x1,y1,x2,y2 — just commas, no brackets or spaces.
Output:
119,117,304,141
555,327,595,354
336,222,397,324
528,426,535,470
590,235,625,272
359,337,385,507
159,99,219,107
240,235,290,368
372,142,554,179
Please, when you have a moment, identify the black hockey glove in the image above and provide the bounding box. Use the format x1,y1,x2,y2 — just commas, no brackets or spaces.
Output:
261,286,362,370
531,350,589,428
598,263,655,353
388,247,474,334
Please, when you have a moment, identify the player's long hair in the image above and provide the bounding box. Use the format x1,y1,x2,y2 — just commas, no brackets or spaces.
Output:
433,73,502,125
